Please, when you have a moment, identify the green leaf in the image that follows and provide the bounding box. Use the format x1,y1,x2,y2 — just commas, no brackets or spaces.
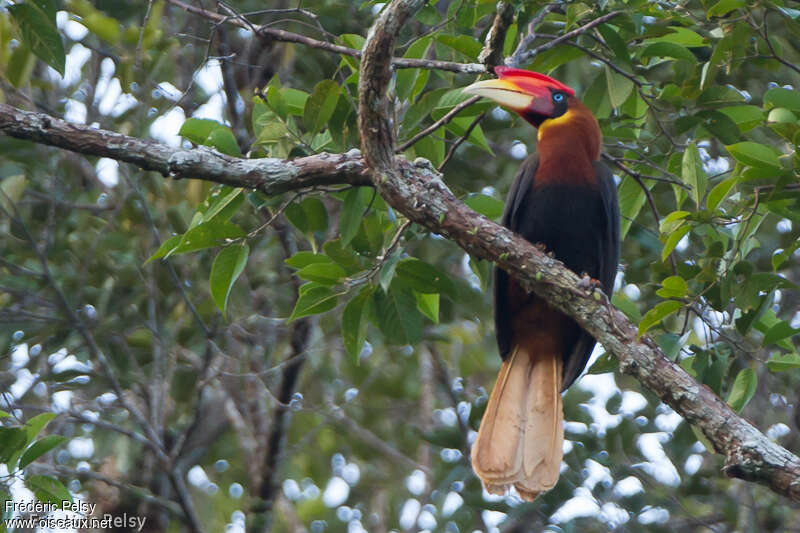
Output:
641,42,697,63
264,86,289,121
660,210,691,233
285,251,332,269
661,224,691,262
618,176,648,240
682,141,706,207
296,262,346,285
24,475,72,507
8,1,65,76
588,351,619,374
179,119,241,156
718,106,764,132
726,141,782,169
656,333,685,360
202,187,244,223
763,87,800,112
700,110,740,144
707,0,745,17
464,193,503,219
648,27,705,47
304,80,340,134
373,286,422,345
414,291,439,323
656,276,688,298
763,321,800,346
179,118,221,144
766,353,800,372
772,241,800,271
394,258,454,296
402,88,448,133
701,35,733,90
447,116,493,154
468,254,491,291
340,188,370,246
282,88,310,116
726,368,757,412
436,34,482,59
19,435,66,469
434,89,486,118
0,428,28,463
206,127,242,157
379,249,403,292
83,11,122,44
767,107,798,124
323,240,363,274
412,127,445,168
340,33,365,50
144,235,182,265
598,24,631,68
342,285,374,362
0,175,27,213
285,198,328,235
697,86,745,106
289,284,339,321
24,413,55,442
612,292,642,323
210,244,249,313
396,37,431,101
707,177,738,211
169,221,245,256
605,65,634,109
638,300,681,337
7,44,37,88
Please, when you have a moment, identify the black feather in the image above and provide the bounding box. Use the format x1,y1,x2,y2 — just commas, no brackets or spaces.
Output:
493,155,620,390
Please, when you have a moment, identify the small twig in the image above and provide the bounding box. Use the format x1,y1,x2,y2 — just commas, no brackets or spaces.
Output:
135,0,155,69
165,0,486,74
757,12,800,76
536,33,645,87
39,466,185,517
396,96,480,153
478,1,515,69
510,3,559,64
438,111,487,171
327,405,431,475
508,10,624,67
602,154,676,275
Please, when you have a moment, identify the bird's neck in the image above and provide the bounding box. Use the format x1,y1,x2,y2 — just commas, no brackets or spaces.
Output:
534,106,602,186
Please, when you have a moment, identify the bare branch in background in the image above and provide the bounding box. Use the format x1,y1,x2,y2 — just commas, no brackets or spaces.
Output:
506,10,624,68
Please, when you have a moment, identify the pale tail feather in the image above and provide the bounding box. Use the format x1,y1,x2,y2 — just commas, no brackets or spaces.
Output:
471,343,564,501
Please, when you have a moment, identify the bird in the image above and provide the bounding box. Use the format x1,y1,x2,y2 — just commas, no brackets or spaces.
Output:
462,67,620,500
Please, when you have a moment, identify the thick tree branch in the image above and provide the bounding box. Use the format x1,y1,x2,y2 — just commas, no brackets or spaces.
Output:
357,0,800,503
0,103,370,194
478,1,515,69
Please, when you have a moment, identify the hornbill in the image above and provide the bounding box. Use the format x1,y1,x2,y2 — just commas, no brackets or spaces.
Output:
462,67,620,500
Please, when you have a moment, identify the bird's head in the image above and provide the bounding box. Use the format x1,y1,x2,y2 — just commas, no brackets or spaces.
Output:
462,67,576,128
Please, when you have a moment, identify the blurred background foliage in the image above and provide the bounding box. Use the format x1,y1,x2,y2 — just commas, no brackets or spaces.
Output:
1,0,800,531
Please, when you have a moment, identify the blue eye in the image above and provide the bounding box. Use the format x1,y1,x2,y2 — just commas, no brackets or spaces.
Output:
553,93,565,102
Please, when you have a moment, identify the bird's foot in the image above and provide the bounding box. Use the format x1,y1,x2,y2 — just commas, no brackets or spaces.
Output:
577,274,603,295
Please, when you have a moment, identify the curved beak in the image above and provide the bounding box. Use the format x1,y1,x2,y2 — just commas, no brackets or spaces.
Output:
462,78,540,113
463,69,562,118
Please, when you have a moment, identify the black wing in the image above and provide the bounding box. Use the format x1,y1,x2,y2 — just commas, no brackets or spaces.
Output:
560,160,620,389
493,154,538,360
